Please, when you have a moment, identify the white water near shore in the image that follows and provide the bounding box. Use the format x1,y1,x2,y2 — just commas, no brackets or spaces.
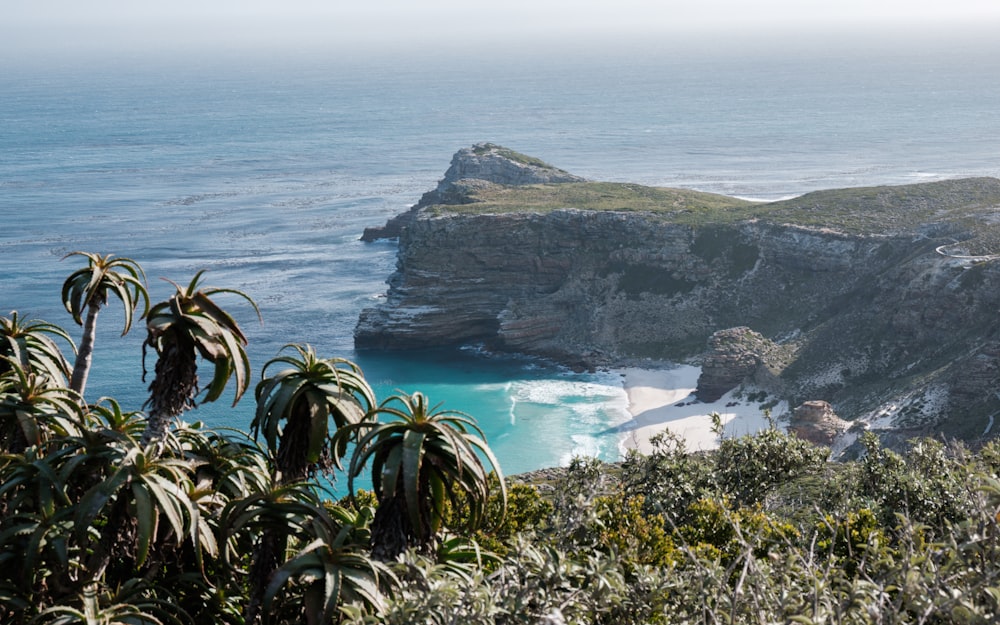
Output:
616,365,787,454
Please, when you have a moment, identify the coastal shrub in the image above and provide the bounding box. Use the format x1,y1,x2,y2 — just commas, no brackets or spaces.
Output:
764,463,854,529
593,492,677,568
974,438,1000,476
814,507,887,577
444,477,551,558
858,433,973,531
338,487,379,514
544,455,613,548
712,425,829,506
863,510,1000,623
490,541,661,625
677,496,800,565
619,430,712,525
540,457,678,571
496,482,551,537
358,538,671,625
349,551,498,625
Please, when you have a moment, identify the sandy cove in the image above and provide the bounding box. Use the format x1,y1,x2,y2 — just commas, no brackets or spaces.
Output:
616,365,786,455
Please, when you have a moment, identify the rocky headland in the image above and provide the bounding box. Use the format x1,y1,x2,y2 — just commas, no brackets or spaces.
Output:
357,143,1000,447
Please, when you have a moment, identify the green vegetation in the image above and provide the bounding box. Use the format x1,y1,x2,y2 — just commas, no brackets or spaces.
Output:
339,392,505,562
368,429,1000,624
61,252,148,398
0,255,500,625
426,181,754,218
141,271,259,445
3,254,1000,624
426,176,1000,252
253,344,375,483
603,261,697,298
763,177,1000,238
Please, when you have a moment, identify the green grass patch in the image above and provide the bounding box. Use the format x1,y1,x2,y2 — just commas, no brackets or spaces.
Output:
427,177,1000,249
761,176,1000,239
428,181,754,219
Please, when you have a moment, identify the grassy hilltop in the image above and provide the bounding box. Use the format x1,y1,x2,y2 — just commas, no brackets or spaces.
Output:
432,173,1000,253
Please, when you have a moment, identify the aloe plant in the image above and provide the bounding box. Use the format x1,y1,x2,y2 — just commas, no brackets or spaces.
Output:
140,271,258,445
0,359,84,452
0,312,73,387
61,252,148,398
341,392,506,561
253,344,375,483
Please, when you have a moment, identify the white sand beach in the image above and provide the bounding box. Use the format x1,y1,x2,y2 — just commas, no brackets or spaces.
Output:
617,365,786,455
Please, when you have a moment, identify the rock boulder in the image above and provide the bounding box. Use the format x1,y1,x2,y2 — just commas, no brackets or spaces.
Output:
695,327,773,402
789,400,850,446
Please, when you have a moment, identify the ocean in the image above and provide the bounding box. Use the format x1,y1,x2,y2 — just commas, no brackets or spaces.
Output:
3,31,999,487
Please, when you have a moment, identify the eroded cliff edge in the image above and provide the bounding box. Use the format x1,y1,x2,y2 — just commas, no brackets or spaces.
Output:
357,144,1000,442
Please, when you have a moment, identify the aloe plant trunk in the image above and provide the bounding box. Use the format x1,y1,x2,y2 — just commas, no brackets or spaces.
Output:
245,529,283,625
371,491,429,561
141,334,198,445
69,299,102,397
274,401,315,484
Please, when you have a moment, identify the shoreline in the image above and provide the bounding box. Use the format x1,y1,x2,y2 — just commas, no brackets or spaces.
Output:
616,365,786,455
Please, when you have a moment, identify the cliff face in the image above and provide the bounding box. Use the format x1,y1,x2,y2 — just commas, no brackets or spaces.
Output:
356,145,1000,441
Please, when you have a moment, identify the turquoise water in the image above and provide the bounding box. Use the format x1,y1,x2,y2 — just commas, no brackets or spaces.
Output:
3,35,1000,486
357,349,627,476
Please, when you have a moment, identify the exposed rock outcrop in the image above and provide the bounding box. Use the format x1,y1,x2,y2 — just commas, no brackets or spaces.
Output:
789,400,851,446
356,145,1000,443
695,328,775,402
360,143,585,241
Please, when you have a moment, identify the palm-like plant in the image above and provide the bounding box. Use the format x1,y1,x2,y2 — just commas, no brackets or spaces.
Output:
253,344,376,484
85,397,147,443
33,579,188,625
173,422,271,513
0,312,74,387
248,344,375,625
221,482,390,624
0,444,81,610
141,271,259,445
0,360,85,453
264,503,395,624
74,438,212,580
341,392,506,561
61,252,148,398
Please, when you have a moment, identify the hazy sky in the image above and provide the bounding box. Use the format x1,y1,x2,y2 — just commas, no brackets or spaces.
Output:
4,0,1000,59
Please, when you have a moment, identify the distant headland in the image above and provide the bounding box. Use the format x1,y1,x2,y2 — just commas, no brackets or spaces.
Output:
357,143,1000,452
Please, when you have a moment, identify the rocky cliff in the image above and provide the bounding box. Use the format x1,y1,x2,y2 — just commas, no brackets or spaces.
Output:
356,144,1000,443
361,143,585,241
